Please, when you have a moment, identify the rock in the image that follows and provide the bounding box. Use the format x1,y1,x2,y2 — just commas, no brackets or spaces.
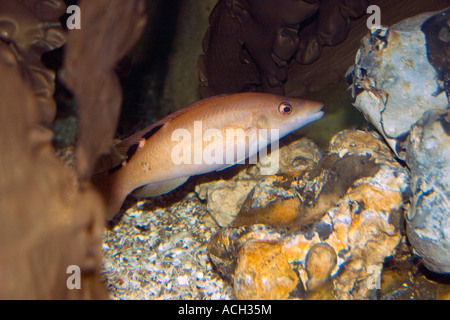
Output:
207,227,249,282
199,0,449,97
346,9,448,155
406,109,450,273
305,243,337,291
286,0,450,97
196,176,260,227
234,240,300,300
346,8,450,273
207,130,410,299
234,191,301,228
436,285,450,300
195,136,321,227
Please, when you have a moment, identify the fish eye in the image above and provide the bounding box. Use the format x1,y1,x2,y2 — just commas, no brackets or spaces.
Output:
278,102,292,115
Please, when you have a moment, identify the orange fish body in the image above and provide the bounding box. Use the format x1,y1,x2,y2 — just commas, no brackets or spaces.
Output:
92,92,324,219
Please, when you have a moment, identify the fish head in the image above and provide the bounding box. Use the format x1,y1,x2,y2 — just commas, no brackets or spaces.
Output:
253,95,324,138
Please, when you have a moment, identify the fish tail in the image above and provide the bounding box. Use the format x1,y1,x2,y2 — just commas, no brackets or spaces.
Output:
91,170,128,220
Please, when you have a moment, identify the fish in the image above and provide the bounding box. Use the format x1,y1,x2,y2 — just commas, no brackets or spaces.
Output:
92,92,324,219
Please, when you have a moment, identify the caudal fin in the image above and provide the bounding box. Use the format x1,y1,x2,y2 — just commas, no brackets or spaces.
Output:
91,170,128,220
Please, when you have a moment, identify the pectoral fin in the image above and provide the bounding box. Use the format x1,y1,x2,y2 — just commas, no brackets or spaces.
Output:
132,177,189,198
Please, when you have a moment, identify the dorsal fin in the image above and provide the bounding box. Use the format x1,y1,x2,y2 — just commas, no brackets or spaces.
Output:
114,95,229,161
105,94,231,173
115,123,164,158
142,124,164,140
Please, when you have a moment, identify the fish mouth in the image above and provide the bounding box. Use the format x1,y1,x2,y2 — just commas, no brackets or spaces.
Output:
293,103,324,129
304,110,324,126
310,101,324,113
309,109,324,122
305,102,325,121
300,99,324,116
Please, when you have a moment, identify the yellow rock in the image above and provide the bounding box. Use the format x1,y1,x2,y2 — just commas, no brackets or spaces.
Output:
234,241,299,300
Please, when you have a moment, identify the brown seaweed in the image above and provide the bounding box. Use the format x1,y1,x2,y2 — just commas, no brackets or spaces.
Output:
0,0,147,299
0,0,66,126
0,45,106,299
60,0,147,181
